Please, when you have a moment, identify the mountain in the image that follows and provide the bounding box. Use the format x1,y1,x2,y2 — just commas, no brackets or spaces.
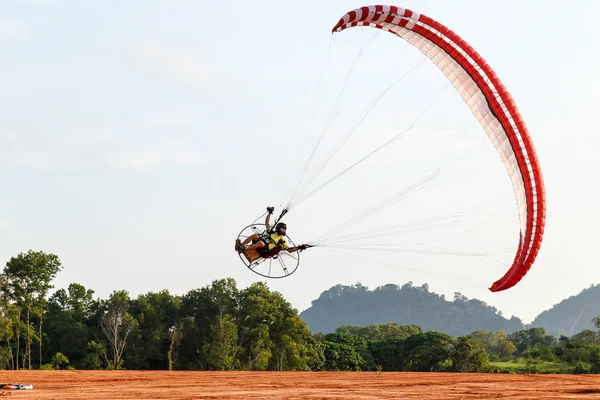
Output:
531,284,600,336
299,281,524,337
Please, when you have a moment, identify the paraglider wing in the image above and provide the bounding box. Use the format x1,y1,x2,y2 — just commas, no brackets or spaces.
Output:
332,5,546,292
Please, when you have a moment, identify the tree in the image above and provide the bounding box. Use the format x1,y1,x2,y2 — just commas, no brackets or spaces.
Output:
401,331,454,372
202,314,239,370
494,331,517,360
44,283,96,368
261,287,317,371
127,289,182,369
451,336,489,372
0,282,14,369
236,282,276,371
167,322,184,371
1,250,62,369
178,279,240,370
468,330,516,361
592,316,600,331
100,290,137,369
322,332,374,371
304,335,325,371
82,340,105,370
335,322,422,341
508,327,557,356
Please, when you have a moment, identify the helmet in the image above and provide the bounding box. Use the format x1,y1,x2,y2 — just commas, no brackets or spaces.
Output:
275,222,287,235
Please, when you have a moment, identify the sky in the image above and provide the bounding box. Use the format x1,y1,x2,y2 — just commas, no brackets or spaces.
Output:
1,0,599,325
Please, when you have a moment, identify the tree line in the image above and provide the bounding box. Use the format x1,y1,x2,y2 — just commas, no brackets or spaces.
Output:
2,250,600,373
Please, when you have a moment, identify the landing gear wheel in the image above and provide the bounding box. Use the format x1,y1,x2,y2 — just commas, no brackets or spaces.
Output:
236,223,301,279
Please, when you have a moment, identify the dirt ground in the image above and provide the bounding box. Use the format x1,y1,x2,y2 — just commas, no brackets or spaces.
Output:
2,371,600,399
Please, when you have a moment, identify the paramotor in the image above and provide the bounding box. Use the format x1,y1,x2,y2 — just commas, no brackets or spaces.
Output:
235,5,546,293
235,208,311,278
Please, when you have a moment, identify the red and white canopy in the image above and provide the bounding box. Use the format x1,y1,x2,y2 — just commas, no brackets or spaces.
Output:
332,5,546,292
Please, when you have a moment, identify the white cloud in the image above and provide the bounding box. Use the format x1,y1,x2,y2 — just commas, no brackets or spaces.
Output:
128,39,238,94
107,139,219,171
0,130,57,169
2,132,16,141
0,129,214,171
138,109,197,129
0,21,28,41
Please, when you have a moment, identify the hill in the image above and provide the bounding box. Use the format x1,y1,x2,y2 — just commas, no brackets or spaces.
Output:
299,281,524,337
531,284,600,336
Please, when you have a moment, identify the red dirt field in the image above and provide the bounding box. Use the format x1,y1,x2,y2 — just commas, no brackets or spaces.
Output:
2,371,600,399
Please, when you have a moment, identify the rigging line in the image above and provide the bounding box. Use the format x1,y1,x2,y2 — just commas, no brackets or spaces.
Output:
318,222,464,246
434,135,495,180
320,247,489,289
319,242,488,257
421,243,512,269
316,213,464,244
282,110,340,207
307,121,512,244
323,241,512,271
308,168,442,245
284,32,381,209
290,81,451,209
288,58,428,207
309,171,439,245
487,246,518,255
326,242,518,260
309,155,500,246
322,212,464,236
281,37,335,207
290,94,382,202
318,244,493,258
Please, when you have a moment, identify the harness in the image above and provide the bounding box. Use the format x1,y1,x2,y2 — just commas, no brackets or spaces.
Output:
256,230,286,257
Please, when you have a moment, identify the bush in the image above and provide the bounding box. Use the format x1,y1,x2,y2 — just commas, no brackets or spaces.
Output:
49,352,74,370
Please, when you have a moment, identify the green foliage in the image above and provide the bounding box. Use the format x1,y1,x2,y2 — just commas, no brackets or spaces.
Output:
468,330,516,361
490,360,572,374
51,352,72,370
167,322,184,371
6,248,600,375
335,322,422,341
303,334,325,371
321,332,374,371
508,327,557,356
0,346,12,369
82,341,105,370
202,313,239,370
400,331,454,372
40,352,73,370
44,284,96,368
127,289,182,370
1,250,62,369
451,336,489,372
99,290,138,370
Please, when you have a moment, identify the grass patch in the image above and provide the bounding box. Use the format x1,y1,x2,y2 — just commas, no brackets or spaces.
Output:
490,359,573,374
